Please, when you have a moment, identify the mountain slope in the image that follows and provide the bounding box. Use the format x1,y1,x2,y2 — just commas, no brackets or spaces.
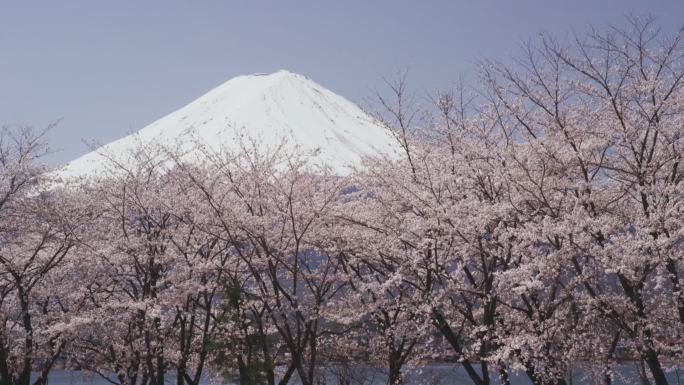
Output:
58,70,399,178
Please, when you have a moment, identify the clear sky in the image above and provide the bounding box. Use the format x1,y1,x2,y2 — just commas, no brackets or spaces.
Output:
1,1,682,165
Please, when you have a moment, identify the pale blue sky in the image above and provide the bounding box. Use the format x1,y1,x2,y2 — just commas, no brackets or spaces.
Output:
1,1,682,164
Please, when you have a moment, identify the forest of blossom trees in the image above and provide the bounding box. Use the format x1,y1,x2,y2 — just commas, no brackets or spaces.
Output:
0,17,681,385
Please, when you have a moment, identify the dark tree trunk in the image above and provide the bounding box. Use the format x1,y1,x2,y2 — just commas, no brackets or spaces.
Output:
643,349,669,385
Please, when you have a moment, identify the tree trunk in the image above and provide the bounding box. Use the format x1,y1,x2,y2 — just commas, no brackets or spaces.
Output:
643,349,669,385
388,354,403,385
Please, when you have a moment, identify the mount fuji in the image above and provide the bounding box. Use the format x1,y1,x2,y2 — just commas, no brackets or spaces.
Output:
57,70,400,178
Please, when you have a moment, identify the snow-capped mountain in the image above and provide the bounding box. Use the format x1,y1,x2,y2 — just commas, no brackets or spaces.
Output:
57,70,399,178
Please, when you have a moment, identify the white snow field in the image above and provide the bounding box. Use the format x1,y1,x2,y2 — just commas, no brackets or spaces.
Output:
57,70,400,178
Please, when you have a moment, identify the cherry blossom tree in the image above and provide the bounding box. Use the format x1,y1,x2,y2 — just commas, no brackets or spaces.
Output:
480,16,684,385
0,126,89,385
68,144,231,385
341,16,683,385
177,143,349,385
328,202,424,385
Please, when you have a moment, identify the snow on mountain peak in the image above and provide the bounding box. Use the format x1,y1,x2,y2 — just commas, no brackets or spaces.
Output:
57,70,399,179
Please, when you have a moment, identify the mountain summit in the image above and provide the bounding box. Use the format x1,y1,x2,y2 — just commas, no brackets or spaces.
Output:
58,70,399,178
